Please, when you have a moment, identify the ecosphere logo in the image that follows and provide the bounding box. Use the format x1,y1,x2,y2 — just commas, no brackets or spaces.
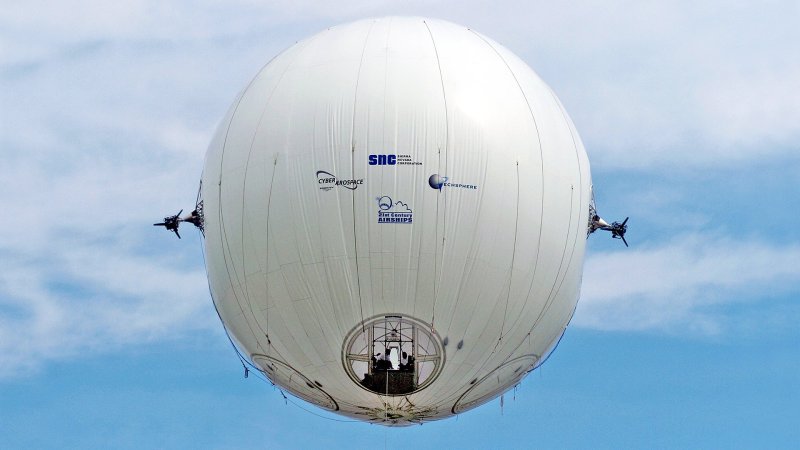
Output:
316,170,364,191
428,174,448,189
376,196,413,224
428,174,478,190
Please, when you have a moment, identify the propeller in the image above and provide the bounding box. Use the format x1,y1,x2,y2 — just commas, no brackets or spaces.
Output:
610,217,628,247
153,209,183,239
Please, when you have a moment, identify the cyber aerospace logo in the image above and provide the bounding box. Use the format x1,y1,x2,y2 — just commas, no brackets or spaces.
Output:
376,196,413,224
316,170,364,191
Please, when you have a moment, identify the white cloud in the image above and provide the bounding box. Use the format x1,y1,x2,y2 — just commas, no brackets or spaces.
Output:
0,31,222,380
0,237,214,379
0,133,215,378
576,235,800,335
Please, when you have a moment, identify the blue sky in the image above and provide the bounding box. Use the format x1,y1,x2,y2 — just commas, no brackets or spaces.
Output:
1,1,798,448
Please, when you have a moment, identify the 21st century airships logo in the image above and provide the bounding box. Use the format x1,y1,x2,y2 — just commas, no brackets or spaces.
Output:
316,170,364,191
377,196,413,224
428,174,478,190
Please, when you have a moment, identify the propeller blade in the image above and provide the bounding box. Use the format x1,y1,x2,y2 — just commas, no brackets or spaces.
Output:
175,229,181,239
621,235,628,247
154,222,165,226
621,217,629,226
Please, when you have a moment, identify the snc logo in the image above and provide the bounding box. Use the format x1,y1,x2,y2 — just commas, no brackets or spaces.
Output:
368,154,397,165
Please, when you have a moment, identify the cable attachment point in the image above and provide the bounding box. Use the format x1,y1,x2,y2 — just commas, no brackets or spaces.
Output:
587,191,629,247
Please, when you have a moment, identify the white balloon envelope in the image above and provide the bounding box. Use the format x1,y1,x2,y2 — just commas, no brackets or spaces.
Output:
202,17,592,425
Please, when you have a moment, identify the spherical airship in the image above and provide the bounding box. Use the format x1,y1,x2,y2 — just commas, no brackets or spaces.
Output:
201,17,592,425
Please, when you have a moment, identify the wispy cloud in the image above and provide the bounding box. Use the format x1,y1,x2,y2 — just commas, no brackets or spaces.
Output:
0,241,212,379
0,117,212,380
0,122,213,379
0,28,220,379
576,235,800,335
